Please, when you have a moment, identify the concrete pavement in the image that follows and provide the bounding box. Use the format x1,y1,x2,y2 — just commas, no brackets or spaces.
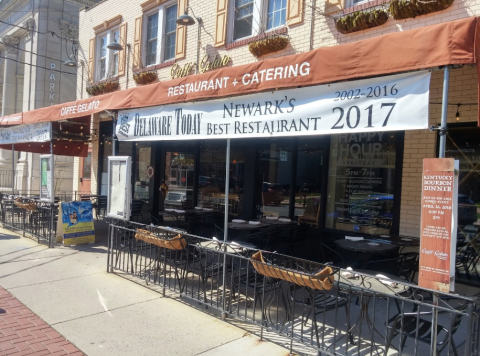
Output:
0,226,292,356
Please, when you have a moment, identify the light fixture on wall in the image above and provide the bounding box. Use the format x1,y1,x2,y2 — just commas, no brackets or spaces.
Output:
176,6,202,73
107,31,127,51
455,103,461,122
107,39,123,51
64,56,77,67
64,40,79,67
176,9,196,26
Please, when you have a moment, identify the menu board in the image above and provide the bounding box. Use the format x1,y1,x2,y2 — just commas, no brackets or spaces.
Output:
107,156,132,220
326,133,396,234
419,158,458,292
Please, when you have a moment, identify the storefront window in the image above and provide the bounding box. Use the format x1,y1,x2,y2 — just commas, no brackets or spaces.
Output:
325,132,397,235
295,139,324,221
197,141,245,215
134,143,151,203
257,140,293,217
99,135,112,195
164,151,195,208
83,153,91,180
445,127,480,228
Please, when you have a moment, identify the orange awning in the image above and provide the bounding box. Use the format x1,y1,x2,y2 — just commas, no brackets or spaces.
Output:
2,17,478,126
0,112,23,125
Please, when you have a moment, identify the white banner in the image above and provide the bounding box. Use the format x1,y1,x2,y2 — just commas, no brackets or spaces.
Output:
116,71,430,141
0,122,52,145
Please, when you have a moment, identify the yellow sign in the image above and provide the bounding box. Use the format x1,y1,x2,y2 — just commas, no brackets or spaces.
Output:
170,54,231,79
58,201,95,246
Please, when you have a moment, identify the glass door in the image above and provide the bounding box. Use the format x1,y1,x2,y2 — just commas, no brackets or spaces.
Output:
164,151,195,209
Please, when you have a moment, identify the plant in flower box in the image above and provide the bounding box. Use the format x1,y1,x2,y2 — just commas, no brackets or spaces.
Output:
335,9,389,34
133,70,158,85
86,79,119,96
248,34,289,57
389,0,454,20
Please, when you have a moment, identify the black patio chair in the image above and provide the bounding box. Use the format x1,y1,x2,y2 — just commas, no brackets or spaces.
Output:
214,223,224,239
320,241,361,268
245,230,271,249
385,305,467,356
131,199,144,223
365,252,419,283
289,285,351,346
92,195,107,221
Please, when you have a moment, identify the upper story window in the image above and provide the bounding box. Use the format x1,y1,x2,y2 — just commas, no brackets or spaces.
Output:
231,0,286,41
144,2,178,66
96,29,119,81
267,0,286,29
347,0,370,7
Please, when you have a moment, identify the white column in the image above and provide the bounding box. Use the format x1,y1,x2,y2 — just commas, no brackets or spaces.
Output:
2,35,19,116
0,35,19,169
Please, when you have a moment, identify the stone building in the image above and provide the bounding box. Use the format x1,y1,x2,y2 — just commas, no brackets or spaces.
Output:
0,0,98,193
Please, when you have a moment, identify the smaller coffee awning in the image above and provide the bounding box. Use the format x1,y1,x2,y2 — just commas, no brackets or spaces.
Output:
1,16,479,126
0,117,90,157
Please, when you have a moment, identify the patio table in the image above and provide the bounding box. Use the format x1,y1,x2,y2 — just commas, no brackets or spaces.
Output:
228,222,270,230
334,239,399,268
259,218,298,226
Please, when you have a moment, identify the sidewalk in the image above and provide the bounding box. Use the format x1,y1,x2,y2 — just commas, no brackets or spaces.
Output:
0,287,84,355
0,226,291,356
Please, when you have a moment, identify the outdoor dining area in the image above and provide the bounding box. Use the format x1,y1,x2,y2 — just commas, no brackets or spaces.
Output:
106,218,480,356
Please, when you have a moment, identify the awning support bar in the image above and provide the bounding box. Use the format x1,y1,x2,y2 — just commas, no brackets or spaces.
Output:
221,138,231,320
11,144,14,194
438,66,450,158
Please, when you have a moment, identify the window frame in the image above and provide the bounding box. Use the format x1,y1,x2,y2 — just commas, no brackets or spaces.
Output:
142,1,178,67
346,0,371,8
95,28,120,81
227,0,287,43
266,0,287,31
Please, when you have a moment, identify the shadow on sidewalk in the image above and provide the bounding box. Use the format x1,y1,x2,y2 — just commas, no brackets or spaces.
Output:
0,233,21,240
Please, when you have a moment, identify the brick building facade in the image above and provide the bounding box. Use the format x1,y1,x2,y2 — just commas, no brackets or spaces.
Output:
74,0,480,239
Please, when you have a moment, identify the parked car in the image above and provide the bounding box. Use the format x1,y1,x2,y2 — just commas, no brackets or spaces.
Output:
458,194,477,226
164,191,186,208
199,176,211,187
262,182,286,193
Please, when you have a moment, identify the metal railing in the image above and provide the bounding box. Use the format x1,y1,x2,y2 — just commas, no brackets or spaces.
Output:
6,190,91,202
0,194,57,248
106,218,480,356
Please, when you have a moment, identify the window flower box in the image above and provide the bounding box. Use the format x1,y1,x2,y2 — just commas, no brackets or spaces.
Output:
250,251,336,290
86,80,119,96
135,229,186,250
389,0,454,20
133,70,158,85
335,9,389,34
248,35,289,58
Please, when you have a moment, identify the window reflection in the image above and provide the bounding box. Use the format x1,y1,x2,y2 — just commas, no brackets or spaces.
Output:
134,143,151,204
326,133,396,234
165,151,195,208
197,141,245,215
295,139,324,225
257,140,293,217
446,128,480,228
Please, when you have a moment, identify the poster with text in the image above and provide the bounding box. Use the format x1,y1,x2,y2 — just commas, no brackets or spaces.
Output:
39,154,53,202
419,158,458,292
58,201,95,246
117,71,430,141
